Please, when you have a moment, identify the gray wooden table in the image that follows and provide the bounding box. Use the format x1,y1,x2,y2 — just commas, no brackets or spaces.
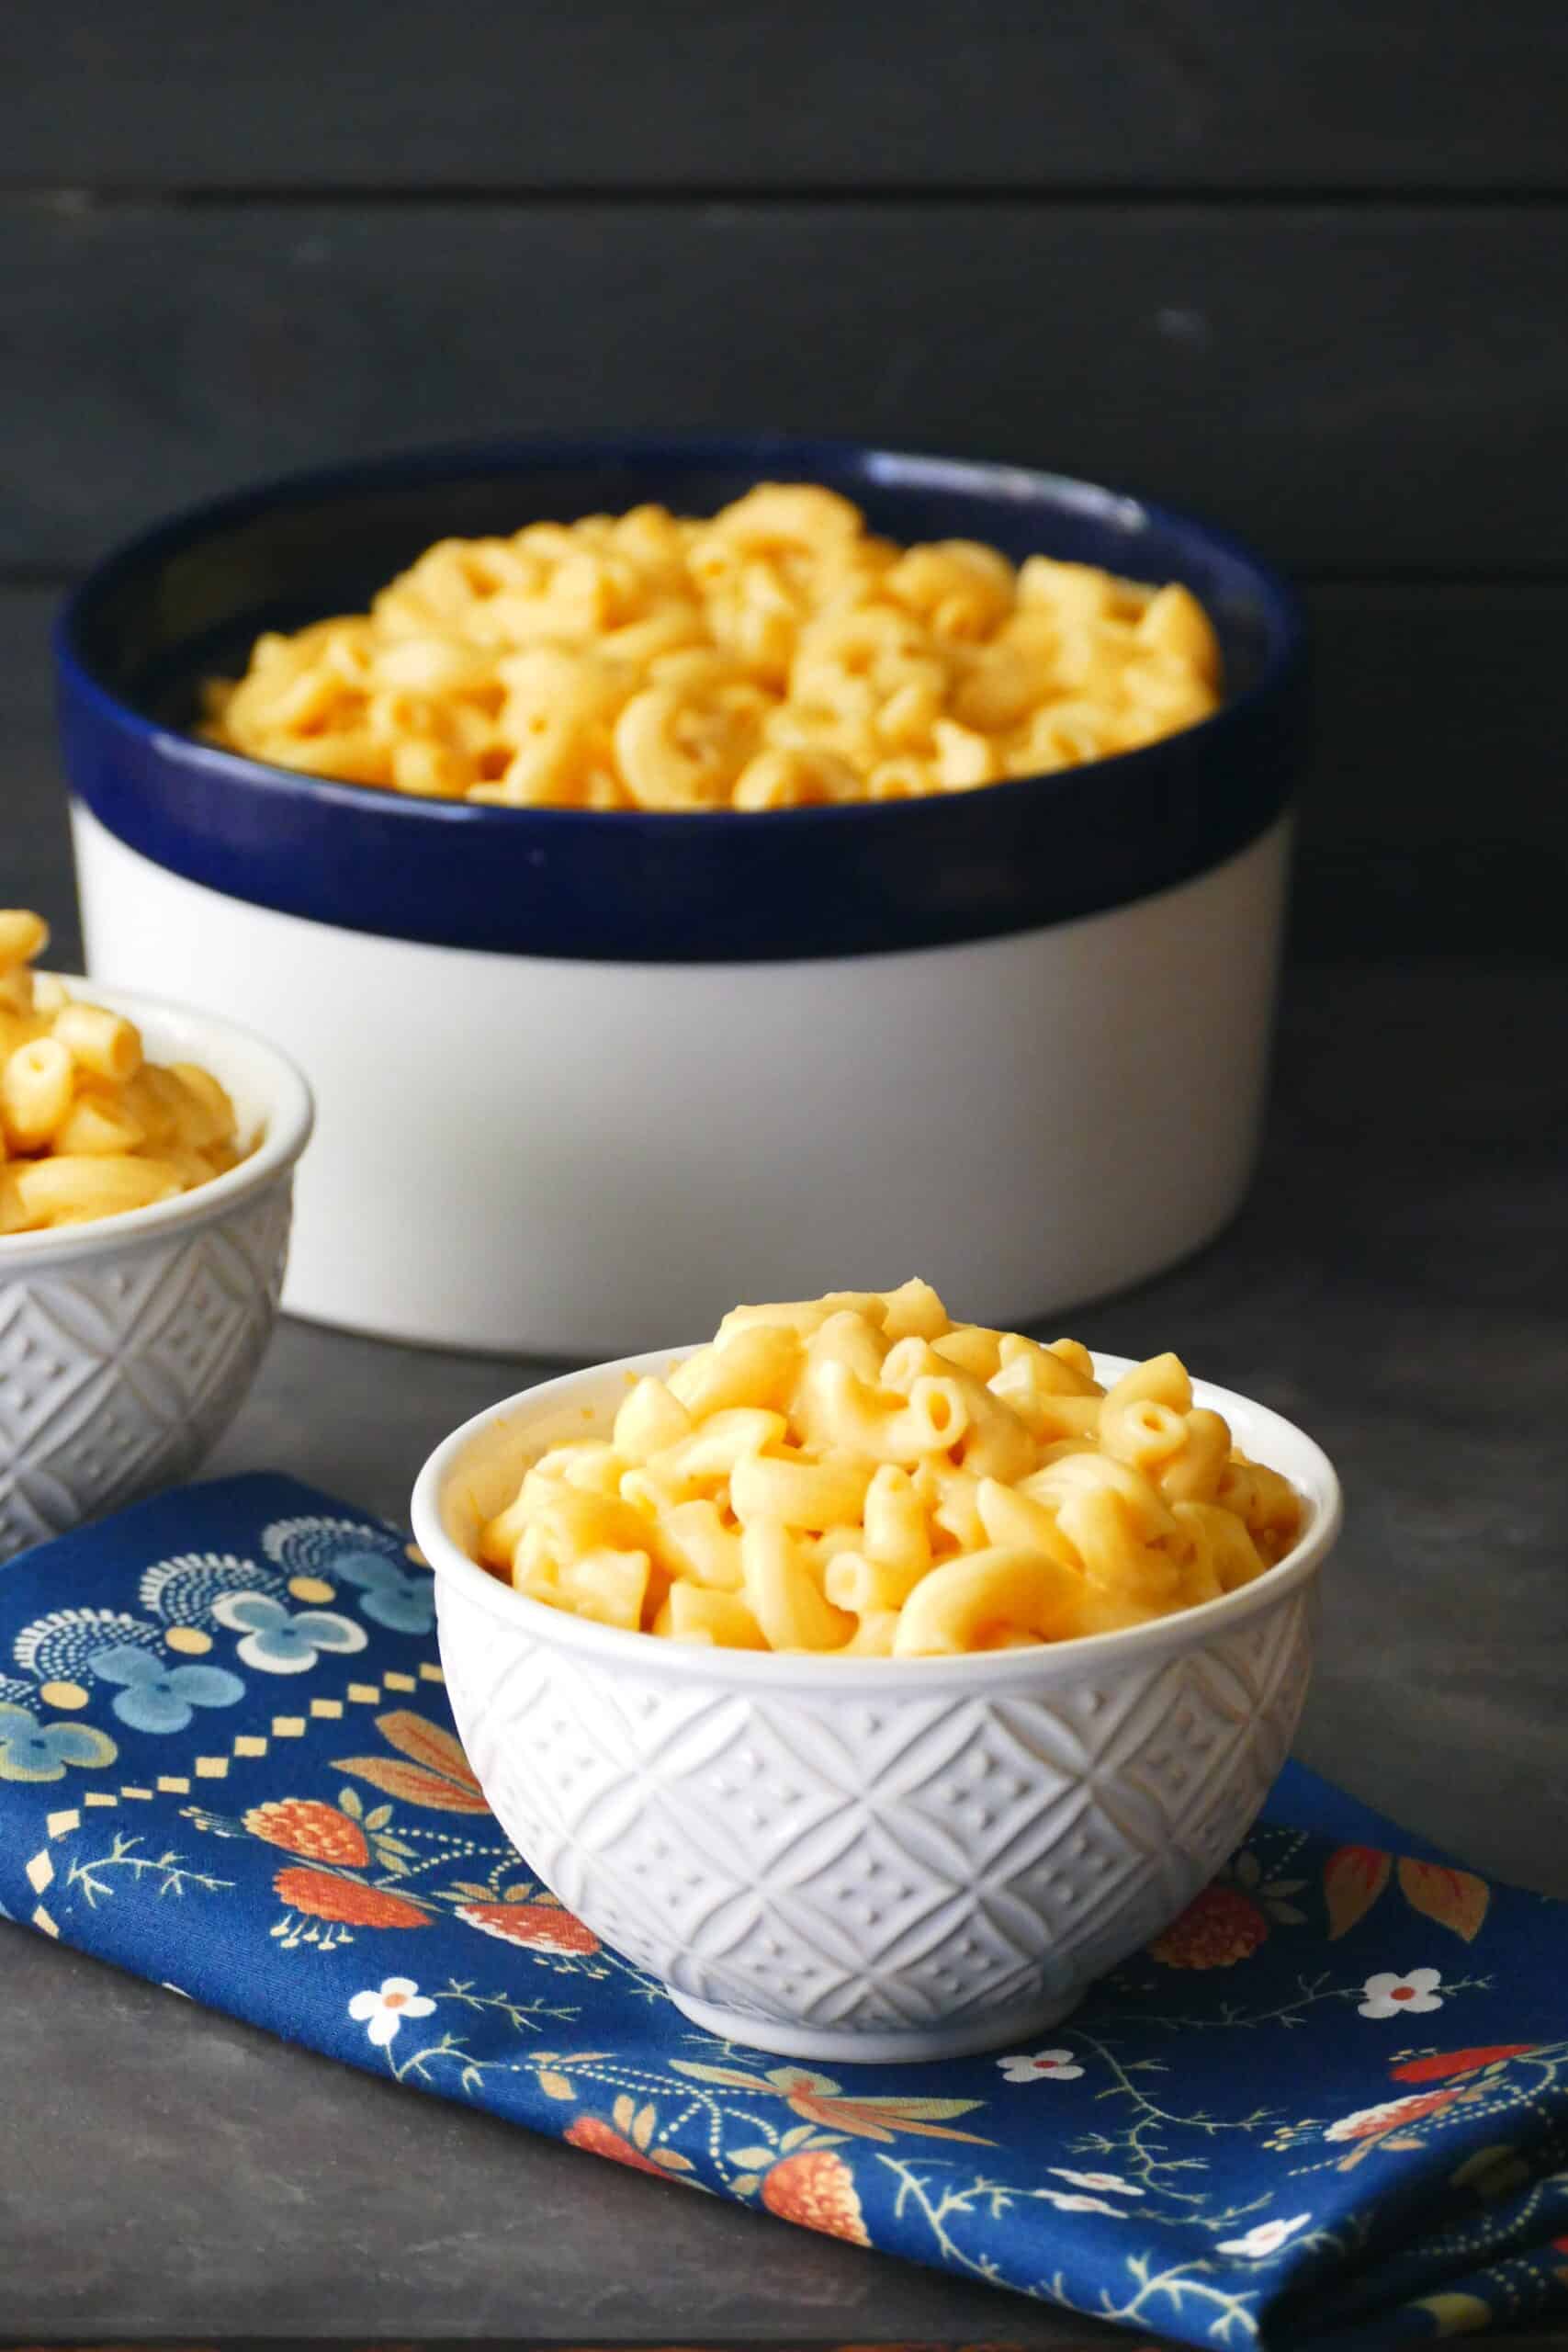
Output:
2,957,1565,2346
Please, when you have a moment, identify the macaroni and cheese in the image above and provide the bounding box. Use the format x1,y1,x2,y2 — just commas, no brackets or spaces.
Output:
204,485,1223,810
476,1283,1303,1657
0,913,248,1233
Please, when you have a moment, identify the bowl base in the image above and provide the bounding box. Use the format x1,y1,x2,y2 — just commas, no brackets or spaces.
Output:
667,1983,1082,2066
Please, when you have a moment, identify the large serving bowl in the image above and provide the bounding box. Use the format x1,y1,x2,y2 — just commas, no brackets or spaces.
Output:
58,438,1306,1356
412,1348,1341,2064
0,982,313,1559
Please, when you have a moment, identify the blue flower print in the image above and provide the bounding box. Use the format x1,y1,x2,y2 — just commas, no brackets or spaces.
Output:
333,1548,435,1635
0,1700,117,1781
93,1646,244,1735
261,1514,434,1634
15,1606,160,1686
209,1592,367,1675
139,1551,288,1627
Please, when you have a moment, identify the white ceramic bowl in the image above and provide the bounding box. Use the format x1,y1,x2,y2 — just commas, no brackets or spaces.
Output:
0,979,313,1559
412,1349,1342,2064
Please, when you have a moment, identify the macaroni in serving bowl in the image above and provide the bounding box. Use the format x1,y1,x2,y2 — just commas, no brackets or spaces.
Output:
476,1281,1303,1657
62,438,1303,1357
0,912,249,1234
419,1313,1335,2054
202,484,1223,809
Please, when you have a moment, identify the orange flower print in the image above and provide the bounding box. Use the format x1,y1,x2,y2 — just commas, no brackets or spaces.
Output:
1149,1883,1269,1969
334,1711,490,1812
564,2116,669,2177
245,1799,369,1868
457,1900,600,1955
765,2067,990,2143
1392,2045,1539,2085
564,2098,695,2179
273,1865,431,1928
761,2149,869,2245
670,2059,990,2144
1324,2090,1462,2143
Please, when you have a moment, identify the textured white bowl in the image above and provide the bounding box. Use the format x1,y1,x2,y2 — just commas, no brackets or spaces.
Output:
0,979,313,1559
412,1349,1341,2064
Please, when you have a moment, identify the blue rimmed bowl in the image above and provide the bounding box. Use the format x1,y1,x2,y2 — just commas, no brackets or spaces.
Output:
56,437,1306,1354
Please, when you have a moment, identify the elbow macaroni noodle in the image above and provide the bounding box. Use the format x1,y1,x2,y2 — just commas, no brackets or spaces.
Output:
203,485,1223,809
0,913,249,1234
476,1282,1303,1657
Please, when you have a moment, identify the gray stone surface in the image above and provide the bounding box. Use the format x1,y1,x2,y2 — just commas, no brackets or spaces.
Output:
1,958,1565,2344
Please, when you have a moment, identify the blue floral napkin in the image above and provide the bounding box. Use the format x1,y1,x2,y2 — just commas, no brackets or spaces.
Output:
2,1475,1564,2350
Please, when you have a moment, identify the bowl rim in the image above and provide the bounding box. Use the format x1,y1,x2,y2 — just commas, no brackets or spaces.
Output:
411,1342,1342,1691
55,431,1307,838
0,973,315,1267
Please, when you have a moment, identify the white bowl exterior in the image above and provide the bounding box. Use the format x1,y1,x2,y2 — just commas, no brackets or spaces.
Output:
415,1351,1335,2060
73,804,1290,1355
0,985,308,1558
0,1186,293,1558
436,1570,1313,2054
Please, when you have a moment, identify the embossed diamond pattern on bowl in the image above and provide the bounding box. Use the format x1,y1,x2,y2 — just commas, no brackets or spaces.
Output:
437,1576,1314,2058
0,1185,292,1557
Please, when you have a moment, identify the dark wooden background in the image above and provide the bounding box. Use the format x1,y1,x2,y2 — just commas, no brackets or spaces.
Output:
6,2,1567,959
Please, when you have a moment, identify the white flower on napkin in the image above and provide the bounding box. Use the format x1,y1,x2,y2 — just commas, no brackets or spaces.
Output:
1217,2212,1313,2259
348,1974,435,2048
1359,1967,1443,2019
996,2047,1084,2083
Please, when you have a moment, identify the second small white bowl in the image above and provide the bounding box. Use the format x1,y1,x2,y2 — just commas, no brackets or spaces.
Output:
0,979,313,1559
412,1350,1341,2064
